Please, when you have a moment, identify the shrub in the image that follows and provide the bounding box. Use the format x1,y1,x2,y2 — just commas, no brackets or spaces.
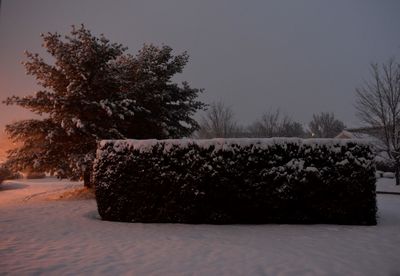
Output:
375,159,394,173
26,172,46,179
0,167,7,184
94,138,377,225
0,165,19,184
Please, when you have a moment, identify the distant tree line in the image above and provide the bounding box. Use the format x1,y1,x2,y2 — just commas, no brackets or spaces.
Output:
196,102,346,139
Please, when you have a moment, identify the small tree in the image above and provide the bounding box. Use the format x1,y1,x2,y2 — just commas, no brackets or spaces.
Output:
355,59,400,185
248,109,305,138
308,112,345,138
197,102,242,138
4,25,205,187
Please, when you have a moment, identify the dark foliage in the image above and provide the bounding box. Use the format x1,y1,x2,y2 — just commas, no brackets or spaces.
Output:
94,139,377,225
0,167,8,184
26,172,46,179
375,160,395,173
0,165,21,184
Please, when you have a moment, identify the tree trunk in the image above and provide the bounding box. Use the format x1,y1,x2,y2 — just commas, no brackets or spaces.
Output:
83,169,93,188
395,162,400,186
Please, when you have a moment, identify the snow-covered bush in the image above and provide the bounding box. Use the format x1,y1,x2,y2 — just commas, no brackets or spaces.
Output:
94,138,377,225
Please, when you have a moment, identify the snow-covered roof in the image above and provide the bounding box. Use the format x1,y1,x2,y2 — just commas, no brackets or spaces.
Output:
335,130,375,140
335,129,385,152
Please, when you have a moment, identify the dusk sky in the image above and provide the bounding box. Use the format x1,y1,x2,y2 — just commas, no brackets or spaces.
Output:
1,0,400,134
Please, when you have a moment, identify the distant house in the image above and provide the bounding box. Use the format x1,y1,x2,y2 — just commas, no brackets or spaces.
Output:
335,127,385,154
336,127,393,171
335,127,384,148
336,130,370,140
335,127,382,140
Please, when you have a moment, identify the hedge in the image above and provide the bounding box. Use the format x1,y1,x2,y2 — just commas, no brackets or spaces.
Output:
94,138,377,225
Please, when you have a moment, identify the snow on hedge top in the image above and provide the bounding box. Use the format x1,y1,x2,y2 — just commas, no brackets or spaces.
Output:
99,138,371,154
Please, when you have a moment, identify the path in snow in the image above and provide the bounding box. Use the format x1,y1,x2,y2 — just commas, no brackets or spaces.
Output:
0,178,400,275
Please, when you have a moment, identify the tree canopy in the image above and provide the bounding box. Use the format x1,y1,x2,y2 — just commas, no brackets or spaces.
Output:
4,25,205,186
355,59,400,184
308,112,345,138
248,109,305,138
197,102,241,138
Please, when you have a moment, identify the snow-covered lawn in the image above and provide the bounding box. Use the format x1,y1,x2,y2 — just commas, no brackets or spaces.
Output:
1,178,400,275
377,177,400,194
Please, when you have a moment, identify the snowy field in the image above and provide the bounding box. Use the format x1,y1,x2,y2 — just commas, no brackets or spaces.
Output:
1,178,400,275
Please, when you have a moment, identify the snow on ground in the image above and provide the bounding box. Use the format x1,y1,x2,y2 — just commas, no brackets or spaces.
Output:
1,178,400,275
376,177,400,194
0,178,82,207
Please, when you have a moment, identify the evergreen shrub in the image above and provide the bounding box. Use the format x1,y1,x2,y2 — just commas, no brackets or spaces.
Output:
94,138,377,225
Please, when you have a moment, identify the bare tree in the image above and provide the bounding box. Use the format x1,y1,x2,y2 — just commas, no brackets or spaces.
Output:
308,112,345,138
355,59,400,185
197,102,241,138
248,109,305,138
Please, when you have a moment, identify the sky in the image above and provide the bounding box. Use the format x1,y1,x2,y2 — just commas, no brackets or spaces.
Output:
0,0,400,136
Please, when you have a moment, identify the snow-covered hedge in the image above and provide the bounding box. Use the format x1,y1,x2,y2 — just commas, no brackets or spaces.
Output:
94,138,377,225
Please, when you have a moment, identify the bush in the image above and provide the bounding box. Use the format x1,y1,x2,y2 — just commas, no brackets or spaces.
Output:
375,159,394,173
94,138,377,225
0,165,19,184
26,172,46,179
0,167,7,184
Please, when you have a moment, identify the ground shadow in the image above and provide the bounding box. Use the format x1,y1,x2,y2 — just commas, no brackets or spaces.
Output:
84,210,102,221
0,183,29,191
